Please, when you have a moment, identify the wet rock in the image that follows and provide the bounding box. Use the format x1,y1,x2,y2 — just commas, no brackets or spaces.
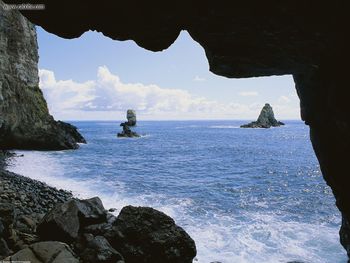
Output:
241,103,285,128
340,214,350,258
0,238,11,259
4,241,79,263
0,220,4,237
0,203,16,230
81,235,124,263
117,123,140,138
1,168,73,254
126,109,137,126
107,206,196,263
18,215,37,231
37,197,107,242
117,110,140,137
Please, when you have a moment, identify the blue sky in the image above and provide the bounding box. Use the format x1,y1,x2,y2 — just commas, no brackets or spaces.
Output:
37,27,300,121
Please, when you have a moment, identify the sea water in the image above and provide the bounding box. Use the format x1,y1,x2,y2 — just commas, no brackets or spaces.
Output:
7,120,347,263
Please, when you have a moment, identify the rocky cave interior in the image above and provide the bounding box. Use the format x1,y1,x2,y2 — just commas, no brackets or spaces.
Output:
1,0,350,260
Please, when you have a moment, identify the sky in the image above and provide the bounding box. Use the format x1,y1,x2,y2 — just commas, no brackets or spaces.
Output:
37,26,300,121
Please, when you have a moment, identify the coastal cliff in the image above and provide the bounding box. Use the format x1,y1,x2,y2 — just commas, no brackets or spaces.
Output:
0,2,85,150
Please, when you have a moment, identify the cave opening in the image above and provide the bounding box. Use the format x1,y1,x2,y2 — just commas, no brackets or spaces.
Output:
6,26,346,262
1,2,349,262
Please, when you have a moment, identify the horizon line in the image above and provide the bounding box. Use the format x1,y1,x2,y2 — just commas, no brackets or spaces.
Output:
59,118,303,122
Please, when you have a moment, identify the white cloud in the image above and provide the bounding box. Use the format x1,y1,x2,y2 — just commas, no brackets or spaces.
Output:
238,91,258,97
278,95,291,103
193,75,206,82
40,67,218,115
39,67,300,120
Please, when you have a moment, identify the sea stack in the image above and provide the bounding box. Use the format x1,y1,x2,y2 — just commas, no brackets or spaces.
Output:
117,110,140,138
126,109,137,126
241,103,285,128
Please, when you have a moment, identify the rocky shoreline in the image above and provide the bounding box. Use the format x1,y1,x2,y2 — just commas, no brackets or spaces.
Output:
0,153,197,262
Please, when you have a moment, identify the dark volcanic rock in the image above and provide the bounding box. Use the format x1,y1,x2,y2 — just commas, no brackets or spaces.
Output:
0,203,16,230
1,167,73,259
117,110,140,138
126,109,137,126
0,238,11,259
106,206,196,263
241,103,284,128
340,213,350,258
0,221,4,236
80,235,124,263
117,123,140,138
3,1,345,78
0,2,85,150
4,241,79,263
37,197,107,242
1,157,196,263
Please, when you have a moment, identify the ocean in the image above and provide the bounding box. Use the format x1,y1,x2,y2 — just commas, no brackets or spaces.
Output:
7,120,347,263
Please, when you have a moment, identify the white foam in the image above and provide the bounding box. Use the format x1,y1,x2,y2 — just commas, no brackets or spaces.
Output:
6,151,128,211
209,125,240,129
7,152,347,263
187,213,346,263
116,134,151,139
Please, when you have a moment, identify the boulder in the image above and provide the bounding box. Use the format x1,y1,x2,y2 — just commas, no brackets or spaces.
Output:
0,238,11,259
81,235,125,263
0,203,16,229
126,109,137,126
241,103,285,128
4,241,78,263
37,197,107,242
106,206,196,263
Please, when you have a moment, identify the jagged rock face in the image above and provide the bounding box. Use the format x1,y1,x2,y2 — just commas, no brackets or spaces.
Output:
2,1,347,77
241,103,284,128
127,109,136,126
256,104,283,127
37,197,107,243
0,2,86,150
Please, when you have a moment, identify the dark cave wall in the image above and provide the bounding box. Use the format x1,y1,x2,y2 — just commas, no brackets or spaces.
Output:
3,1,347,77
294,68,350,256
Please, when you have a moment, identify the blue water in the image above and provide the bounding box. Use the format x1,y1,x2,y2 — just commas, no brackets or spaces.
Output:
8,121,347,263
